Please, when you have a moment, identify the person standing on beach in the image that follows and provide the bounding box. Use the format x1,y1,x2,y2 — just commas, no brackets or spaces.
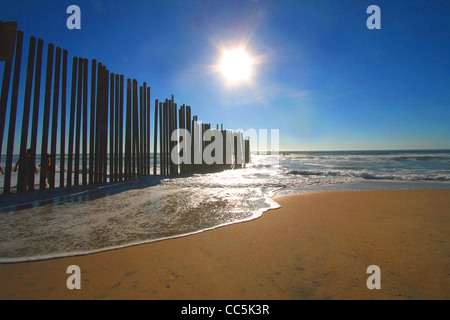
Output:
13,148,39,190
39,153,51,188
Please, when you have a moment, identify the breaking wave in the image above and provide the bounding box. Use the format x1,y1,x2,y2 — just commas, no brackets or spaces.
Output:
1,149,448,263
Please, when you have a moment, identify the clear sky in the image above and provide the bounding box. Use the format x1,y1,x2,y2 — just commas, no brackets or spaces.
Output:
1,0,449,151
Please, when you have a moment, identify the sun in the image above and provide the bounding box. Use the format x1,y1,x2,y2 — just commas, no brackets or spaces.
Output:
219,48,253,83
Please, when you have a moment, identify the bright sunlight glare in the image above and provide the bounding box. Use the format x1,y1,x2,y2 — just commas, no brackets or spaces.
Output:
219,48,253,83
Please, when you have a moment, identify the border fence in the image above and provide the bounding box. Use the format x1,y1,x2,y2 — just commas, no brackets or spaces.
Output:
0,22,250,195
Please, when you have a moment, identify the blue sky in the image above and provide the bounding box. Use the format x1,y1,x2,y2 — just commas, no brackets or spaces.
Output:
1,0,449,151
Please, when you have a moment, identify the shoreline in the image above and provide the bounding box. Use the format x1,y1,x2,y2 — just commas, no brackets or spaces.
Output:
0,189,449,299
0,194,281,265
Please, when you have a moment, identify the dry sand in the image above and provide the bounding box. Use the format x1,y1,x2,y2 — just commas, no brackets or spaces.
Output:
0,189,448,300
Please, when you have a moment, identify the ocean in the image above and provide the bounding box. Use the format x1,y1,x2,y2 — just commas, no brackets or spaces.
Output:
0,149,449,263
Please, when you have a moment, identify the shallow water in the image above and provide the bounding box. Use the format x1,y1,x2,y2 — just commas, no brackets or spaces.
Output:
0,150,448,263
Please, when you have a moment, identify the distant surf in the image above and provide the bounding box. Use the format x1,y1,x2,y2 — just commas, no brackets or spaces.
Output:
0,150,448,263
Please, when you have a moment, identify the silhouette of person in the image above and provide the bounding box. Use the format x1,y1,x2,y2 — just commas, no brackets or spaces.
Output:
39,153,51,187
13,148,39,190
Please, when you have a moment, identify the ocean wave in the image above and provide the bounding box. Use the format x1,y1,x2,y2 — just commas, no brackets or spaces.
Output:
284,169,449,182
279,151,450,163
350,172,390,180
0,178,281,263
390,156,449,162
351,172,449,181
284,170,341,177
0,196,281,264
1,151,448,263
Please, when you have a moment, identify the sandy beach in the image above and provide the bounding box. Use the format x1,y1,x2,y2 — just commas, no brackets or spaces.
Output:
0,189,448,300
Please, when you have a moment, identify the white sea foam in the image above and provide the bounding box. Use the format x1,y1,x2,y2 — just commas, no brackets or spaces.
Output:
0,150,448,263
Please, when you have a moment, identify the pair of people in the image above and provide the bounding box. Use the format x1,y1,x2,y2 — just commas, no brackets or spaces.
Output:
4,149,51,190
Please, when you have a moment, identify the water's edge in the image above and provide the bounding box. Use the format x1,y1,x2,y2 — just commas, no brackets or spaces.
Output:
0,197,281,264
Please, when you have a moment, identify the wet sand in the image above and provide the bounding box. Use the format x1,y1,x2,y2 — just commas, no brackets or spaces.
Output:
0,189,448,299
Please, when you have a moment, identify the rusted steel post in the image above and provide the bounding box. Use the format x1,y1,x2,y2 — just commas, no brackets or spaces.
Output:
17,36,36,192
114,74,120,182
179,105,184,173
132,79,138,178
3,30,23,193
142,84,146,175
158,102,162,175
168,98,173,175
0,24,16,188
82,58,88,185
109,73,115,182
60,49,67,188
94,64,101,183
39,41,53,190
173,102,178,175
141,84,146,176
125,78,132,180
67,57,77,187
186,106,191,172
74,57,83,186
146,86,150,175
89,60,96,185
161,101,166,175
153,99,158,175
49,47,61,189
0,59,12,192
94,65,102,184
191,115,196,171
119,75,124,181
139,85,144,176
164,99,169,175
102,68,109,183
100,66,107,184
